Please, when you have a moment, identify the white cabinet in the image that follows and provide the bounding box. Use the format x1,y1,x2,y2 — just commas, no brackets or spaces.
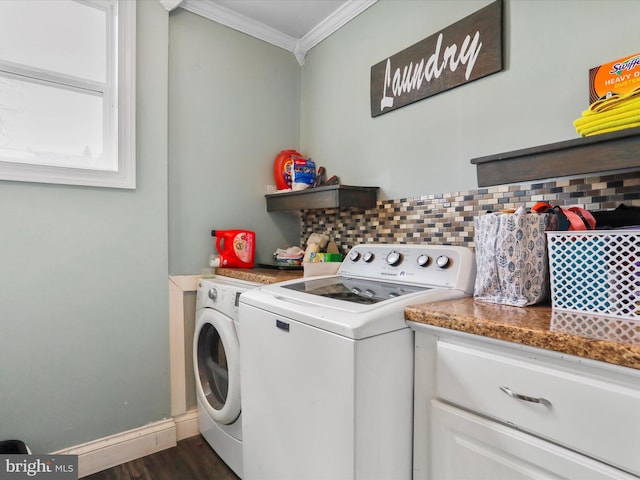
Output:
431,401,636,480
411,324,640,480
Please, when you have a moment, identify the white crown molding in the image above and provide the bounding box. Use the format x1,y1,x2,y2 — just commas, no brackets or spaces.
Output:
298,0,377,56
180,0,297,52
159,0,184,11
178,0,377,65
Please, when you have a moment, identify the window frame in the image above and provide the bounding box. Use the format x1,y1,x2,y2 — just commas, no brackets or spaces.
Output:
0,0,136,189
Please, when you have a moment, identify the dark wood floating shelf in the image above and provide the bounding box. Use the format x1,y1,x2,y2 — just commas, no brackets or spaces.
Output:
471,126,640,187
266,185,379,212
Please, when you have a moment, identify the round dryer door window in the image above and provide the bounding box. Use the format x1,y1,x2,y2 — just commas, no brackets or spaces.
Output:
194,308,241,424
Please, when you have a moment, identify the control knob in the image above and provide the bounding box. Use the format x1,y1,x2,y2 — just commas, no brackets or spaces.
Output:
208,288,218,300
417,254,430,267
386,251,402,266
436,255,450,268
349,250,361,261
363,251,375,263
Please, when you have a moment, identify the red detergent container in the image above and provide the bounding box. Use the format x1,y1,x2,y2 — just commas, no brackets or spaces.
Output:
273,150,303,190
210,229,256,268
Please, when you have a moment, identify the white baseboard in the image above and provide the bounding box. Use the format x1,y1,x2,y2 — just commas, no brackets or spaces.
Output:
175,409,199,441
53,409,200,478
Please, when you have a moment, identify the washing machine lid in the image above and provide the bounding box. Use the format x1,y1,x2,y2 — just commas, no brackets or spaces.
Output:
280,276,431,305
240,244,476,339
240,279,470,339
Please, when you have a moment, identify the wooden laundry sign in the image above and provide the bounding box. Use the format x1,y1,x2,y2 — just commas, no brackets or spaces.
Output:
370,0,503,117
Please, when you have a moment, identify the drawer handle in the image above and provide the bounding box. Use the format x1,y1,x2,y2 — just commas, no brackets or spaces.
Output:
499,386,552,407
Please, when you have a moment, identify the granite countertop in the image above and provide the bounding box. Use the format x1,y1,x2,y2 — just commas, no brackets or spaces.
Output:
405,297,640,370
215,267,303,284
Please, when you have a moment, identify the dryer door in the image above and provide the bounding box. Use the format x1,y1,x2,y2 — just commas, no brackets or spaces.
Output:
194,308,241,424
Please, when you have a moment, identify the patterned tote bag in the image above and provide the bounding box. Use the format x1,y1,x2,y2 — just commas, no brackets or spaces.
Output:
474,208,552,307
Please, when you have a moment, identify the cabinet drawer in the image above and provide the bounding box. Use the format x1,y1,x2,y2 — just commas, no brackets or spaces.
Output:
431,400,637,480
436,340,640,476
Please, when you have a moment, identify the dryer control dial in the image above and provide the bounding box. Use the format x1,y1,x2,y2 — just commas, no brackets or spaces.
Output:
208,288,218,300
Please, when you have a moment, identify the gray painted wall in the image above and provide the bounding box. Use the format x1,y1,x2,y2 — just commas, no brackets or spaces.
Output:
0,1,169,453
168,10,301,275
300,0,640,200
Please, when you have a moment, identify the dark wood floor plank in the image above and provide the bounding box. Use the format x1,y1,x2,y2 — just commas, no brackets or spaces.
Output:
85,435,239,480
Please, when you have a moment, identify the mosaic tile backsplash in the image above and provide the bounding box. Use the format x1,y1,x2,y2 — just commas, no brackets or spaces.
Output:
299,171,640,253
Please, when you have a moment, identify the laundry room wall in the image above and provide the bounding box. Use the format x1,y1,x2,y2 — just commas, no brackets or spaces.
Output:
299,0,640,200
168,9,302,275
0,1,170,453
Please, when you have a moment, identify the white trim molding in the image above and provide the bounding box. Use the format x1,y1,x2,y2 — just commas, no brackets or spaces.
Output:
168,274,202,417
159,0,184,11
180,0,296,52
174,410,200,441
179,0,377,65
299,0,377,60
53,410,200,478
0,0,136,189
54,419,177,478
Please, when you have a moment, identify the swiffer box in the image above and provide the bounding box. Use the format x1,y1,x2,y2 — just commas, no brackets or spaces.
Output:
589,51,640,103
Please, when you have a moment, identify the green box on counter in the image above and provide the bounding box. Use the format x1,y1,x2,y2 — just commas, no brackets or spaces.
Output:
309,252,343,263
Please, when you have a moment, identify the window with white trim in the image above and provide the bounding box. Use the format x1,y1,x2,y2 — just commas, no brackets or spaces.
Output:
0,0,135,189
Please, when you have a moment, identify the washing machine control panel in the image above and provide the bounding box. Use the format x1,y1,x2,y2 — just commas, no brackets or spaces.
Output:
338,244,475,290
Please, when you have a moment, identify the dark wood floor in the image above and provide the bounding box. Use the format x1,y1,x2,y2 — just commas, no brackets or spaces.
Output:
84,435,240,480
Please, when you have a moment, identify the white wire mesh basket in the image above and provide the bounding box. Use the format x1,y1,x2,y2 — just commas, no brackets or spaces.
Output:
551,310,640,343
547,230,640,320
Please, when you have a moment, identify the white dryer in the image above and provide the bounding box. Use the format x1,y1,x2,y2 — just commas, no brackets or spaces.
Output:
194,276,259,478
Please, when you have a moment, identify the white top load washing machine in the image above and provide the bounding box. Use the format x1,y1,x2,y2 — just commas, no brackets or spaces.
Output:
239,243,476,480
194,275,259,478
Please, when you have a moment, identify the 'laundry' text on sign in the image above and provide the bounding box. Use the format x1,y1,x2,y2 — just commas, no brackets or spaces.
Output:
370,0,503,117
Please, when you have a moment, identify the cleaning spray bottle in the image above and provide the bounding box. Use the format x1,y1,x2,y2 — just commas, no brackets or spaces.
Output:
209,229,256,268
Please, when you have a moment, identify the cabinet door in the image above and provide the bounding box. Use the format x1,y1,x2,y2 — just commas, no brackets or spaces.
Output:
436,340,640,474
431,400,636,480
